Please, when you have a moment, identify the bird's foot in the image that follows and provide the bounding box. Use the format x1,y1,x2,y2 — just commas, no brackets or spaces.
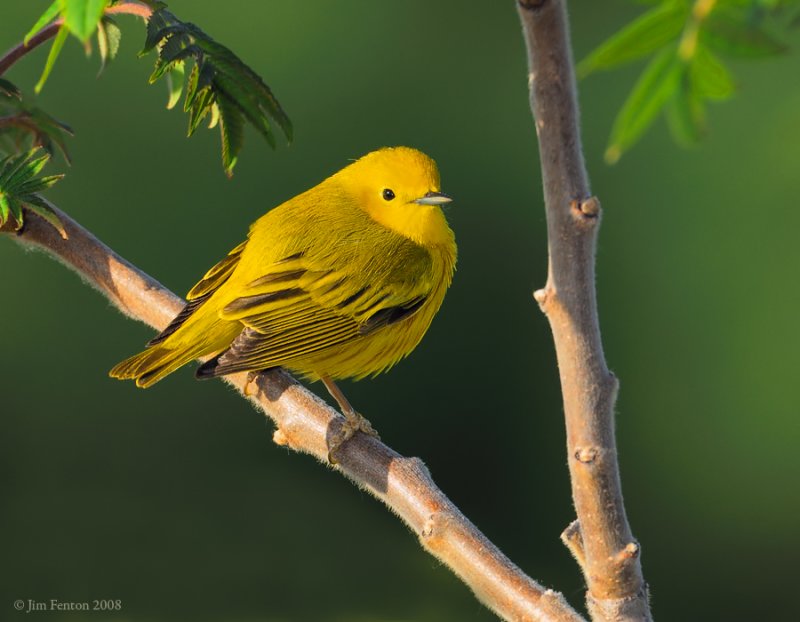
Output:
327,409,380,464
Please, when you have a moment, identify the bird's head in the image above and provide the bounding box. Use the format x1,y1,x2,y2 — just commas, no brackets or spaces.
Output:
336,146,454,248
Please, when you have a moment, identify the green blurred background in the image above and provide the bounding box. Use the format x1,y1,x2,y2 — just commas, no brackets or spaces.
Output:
2,1,799,620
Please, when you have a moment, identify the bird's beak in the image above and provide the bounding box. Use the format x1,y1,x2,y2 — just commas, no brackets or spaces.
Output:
413,191,452,206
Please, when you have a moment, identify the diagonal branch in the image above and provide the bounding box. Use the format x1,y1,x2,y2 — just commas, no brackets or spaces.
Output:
515,1,653,620
1,207,585,622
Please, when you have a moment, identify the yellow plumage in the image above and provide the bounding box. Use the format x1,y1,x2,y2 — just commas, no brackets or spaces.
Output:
110,146,456,388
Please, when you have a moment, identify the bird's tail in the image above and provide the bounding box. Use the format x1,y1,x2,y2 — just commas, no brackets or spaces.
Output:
109,343,206,388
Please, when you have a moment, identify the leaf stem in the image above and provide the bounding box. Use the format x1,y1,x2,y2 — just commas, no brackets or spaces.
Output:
678,0,718,60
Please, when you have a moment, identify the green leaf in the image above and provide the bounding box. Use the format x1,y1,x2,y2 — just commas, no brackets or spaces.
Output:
187,87,215,136
0,78,22,100
0,194,10,226
5,153,51,192
16,174,65,195
7,196,23,227
702,7,787,57
0,150,41,189
0,149,65,237
666,75,706,146
578,1,689,77
606,46,683,163
213,72,275,148
141,9,176,55
96,16,122,75
34,26,69,94
24,0,61,45
691,45,735,100
184,62,215,111
142,8,292,175
62,0,110,42
165,62,185,110
25,107,75,164
217,95,244,178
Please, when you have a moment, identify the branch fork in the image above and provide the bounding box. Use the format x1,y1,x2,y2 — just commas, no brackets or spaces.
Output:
517,1,653,619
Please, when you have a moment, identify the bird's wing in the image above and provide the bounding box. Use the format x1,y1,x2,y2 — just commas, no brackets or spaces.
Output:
147,240,247,346
198,243,433,376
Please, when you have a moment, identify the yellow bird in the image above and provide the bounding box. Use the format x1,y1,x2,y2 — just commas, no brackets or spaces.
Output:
110,146,456,442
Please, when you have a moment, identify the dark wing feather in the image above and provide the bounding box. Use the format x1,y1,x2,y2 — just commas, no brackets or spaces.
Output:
186,240,247,300
147,293,211,346
197,234,436,378
147,241,246,346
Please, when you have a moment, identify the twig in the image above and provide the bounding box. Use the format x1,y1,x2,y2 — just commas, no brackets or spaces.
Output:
0,1,153,77
516,1,653,620
1,208,586,622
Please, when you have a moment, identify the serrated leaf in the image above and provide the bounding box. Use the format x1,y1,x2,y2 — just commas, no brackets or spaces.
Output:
691,45,735,100
187,88,215,136
141,9,174,55
578,1,689,77
24,0,61,45
200,42,292,141
217,95,243,177
149,44,199,82
165,62,185,109
17,174,65,195
213,72,275,148
34,26,69,94
0,149,65,237
0,78,22,100
606,46,683,164
702,8,788,57
7,196,23,227
5,154,51,193
0,149,41,187
96,17,122,75
142,7,291,175
156,26,192,62
103,17,121,59
62,0,110,42
184,62,215,111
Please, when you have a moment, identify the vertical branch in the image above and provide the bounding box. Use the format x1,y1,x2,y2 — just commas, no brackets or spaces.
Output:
515,1,653,621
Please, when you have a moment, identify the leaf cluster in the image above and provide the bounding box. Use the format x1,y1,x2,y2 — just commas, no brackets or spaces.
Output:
0,1,294,238
142,7,293,177
26,0,121,93
0,149,65,238
0,79,74,163
580,0,794,163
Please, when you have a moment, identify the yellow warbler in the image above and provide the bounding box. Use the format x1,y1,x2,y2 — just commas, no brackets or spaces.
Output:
110,147,456,417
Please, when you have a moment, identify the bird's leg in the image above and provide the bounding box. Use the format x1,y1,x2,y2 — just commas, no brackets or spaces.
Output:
321,375,379,463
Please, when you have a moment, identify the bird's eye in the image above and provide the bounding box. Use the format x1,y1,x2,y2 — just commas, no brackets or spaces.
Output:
382,188,395,201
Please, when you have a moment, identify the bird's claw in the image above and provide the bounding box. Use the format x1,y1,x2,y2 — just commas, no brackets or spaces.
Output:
327,410,379,464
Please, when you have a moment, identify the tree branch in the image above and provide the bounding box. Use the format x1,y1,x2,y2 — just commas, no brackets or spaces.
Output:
515,1,653,620
0,1,153,77
1,207,585,622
